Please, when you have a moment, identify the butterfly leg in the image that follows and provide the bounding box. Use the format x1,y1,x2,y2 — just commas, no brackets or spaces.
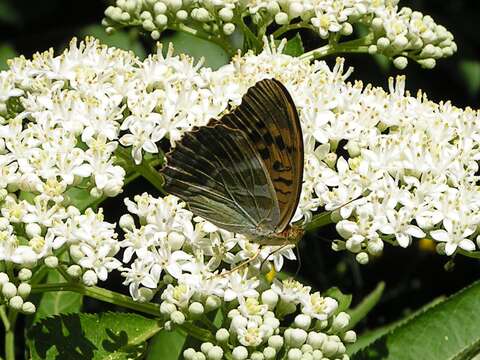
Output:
219,249,262,277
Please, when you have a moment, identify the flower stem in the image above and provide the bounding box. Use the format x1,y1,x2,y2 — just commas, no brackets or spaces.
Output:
273,22,312,38
300,36,373,61
457,249,480,259
2,307,16,360
303,211,334,233
172,23,236,56
31,282,161,317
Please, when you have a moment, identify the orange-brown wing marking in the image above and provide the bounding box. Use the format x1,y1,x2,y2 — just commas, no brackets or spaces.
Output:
210,78,304,232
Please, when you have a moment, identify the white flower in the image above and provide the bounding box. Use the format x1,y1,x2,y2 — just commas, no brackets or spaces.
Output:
430,219,476,256
301,292,338,321
224,271,260,302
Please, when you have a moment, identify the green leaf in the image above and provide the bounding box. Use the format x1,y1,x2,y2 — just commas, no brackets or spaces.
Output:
78,25,146,59
459,60,480,97
33,270,83,323
147,329,186,360
352,280,480,360
28,312,162,360
0,2,21,26
65,186,95,212
160,31,229,70
0,44,16,70
347,296,444,356
283,33,305,57
347,282,385,330
324,287,352,314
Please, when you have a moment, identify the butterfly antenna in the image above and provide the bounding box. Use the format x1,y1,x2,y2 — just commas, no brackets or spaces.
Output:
219,249,262,277
260,244,289,272
294,245,302,278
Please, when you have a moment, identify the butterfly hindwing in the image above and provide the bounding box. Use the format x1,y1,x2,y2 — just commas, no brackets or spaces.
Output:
161,124,281,235
210,78,304,232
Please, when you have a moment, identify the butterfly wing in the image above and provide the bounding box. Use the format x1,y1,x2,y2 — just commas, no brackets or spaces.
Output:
161,124,280,236
211,78,304,232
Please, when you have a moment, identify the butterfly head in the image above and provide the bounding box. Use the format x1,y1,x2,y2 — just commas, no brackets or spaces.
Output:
254,224,304,246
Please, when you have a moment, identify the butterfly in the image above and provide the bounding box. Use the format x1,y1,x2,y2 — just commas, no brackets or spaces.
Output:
160,78,304,246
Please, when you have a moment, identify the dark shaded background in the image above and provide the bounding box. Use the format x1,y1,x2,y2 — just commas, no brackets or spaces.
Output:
1,0,479,338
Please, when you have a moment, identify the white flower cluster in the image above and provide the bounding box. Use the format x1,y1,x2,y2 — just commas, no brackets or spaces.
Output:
103,0,456,67
119,194,354,359
0,41,130,284
0,36,479,278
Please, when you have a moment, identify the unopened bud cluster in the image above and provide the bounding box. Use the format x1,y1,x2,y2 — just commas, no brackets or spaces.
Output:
161,279,356,360
0,271,36,314
102,0,456,68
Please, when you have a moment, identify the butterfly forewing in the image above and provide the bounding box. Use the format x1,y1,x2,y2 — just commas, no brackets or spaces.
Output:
211,78,304,232
162,124,281,236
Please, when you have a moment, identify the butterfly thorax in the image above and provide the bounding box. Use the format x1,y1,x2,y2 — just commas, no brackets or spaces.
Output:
254,225,304,246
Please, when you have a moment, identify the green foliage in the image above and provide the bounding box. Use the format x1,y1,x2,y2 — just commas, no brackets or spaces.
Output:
28,312,162,360
351,281,480,360
283,34,305,57
459,60,480,97
324,287,352,314
146,329,186,360
78,25,146,59
33,270,83,323
160,31,230,70
347,282,385,330
0,43,16,70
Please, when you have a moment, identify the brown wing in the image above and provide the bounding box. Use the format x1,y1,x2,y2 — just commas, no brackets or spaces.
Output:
209,78,304,232
160,124,281,236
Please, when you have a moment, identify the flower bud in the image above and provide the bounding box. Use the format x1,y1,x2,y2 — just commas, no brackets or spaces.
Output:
0,272,9,285
356,252,369,264
82,270,98,286
176,10,188,21
191,8,210,22
153,2,167,14
67,265,82,278
9,295,24,310
17,282,31,299
207,345,223,360
331,312,350,332
22,301,36,314
250,352,264,360
268,334,284,350
343,330,357,343
119,214,135,231
216,328,229,342
200,342,214,354
2,282,17,299
274,12,289,25
155,14,168,26
205,295,221,311
294,314,311,330
17,268,32,281
232,346,248,360
263,347,276,359
261,289,278,309
160,301,177,316
171,310,185,324
307,332,326,349
393,56,408,70
218,8,233,21
184,348,196,360
25,223,41,238
223,23,236,36
287,348,302,360
44,256,59,268
188,302,204,317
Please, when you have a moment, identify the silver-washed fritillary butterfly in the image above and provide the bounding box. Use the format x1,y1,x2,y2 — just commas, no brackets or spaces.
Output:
160,78,304,245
